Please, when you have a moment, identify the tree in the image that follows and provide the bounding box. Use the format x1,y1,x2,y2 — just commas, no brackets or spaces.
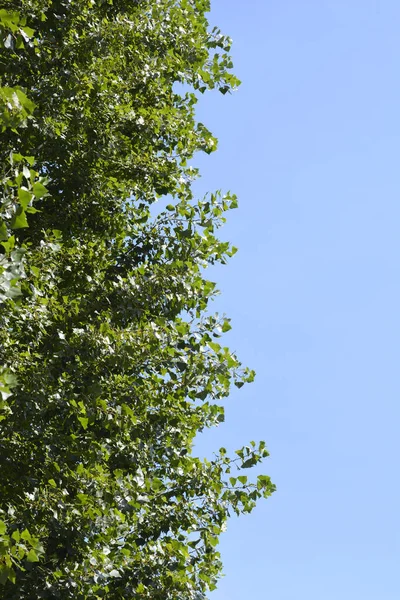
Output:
0,2,275,598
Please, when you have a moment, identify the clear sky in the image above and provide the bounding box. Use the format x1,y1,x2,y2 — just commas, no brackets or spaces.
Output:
192,1,400,599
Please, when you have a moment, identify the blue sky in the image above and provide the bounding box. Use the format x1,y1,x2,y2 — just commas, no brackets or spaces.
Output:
193,1,400,598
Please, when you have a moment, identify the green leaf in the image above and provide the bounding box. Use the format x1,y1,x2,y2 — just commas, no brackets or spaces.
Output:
78,417,89,430
26,549,39,563
21,26,35,38
3,373,18,387
32,182,48,199
10,208,28,229
17,187,33,209
0,222,8,241
15,89,35,114
221,319,232,333
20,530,31,541
241,457,256,469
11,530,20,542
7,567,16,584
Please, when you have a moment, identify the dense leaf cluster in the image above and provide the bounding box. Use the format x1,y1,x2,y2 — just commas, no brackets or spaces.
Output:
0,2,275,598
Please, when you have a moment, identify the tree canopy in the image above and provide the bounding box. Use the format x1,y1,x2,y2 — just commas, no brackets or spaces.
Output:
0,2,275,598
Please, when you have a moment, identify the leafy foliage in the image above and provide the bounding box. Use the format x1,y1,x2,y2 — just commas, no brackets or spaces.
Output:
0,2,275,598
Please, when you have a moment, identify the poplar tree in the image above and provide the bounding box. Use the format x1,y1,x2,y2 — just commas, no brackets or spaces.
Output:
0,3,275,598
